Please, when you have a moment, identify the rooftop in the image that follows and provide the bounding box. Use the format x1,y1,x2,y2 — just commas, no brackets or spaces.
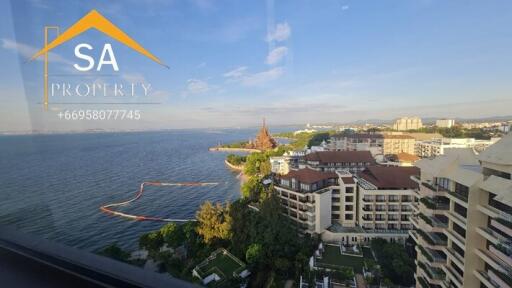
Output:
478,133,512,166
304,151,375,164
279,168,338,184
359,166,419,189
393,152,420,162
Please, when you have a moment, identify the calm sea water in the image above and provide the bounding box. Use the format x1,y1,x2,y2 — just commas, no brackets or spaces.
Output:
0,129,260,251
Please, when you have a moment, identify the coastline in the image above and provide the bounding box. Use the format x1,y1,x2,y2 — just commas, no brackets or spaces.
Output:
224,160,248,186
208,147,260,153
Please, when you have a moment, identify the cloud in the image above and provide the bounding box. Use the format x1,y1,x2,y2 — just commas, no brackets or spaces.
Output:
121,73,147,84
187,79,210,94
223,66,248,79
341,5,349,11
223,66,284,86
266,46,288,65
242,67,284,86
1,38,72,64
266,22,291,42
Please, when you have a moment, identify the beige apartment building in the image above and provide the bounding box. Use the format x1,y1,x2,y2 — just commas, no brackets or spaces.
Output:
410,134,512,288
382,134,416,155
393,117,423,131
326,133,416,157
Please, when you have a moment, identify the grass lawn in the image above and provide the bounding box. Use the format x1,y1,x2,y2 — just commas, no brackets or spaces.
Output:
195,249,246,287
316,245,364,273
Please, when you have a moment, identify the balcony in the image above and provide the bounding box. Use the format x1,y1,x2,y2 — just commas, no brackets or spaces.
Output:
475,248,512,276
488,268,512,288
490,244,512,268
444,247,464,269
474,270,501,288
420,197,449,211
447,190,468,203
418,261,445,282
418,230,447,247
477,227,509,246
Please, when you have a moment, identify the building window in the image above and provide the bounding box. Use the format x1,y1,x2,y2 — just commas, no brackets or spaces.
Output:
345,205,353,211
345,196,353,202
346,187,354,193
345,214,353,220
454,203,467,218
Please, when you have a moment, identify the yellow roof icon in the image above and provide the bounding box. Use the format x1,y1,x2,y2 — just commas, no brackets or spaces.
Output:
31,9,167,68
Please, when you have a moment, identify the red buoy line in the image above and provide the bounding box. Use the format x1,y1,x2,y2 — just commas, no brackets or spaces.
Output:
100,181,218,222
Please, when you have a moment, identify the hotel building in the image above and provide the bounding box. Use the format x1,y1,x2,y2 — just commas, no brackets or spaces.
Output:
301,151,375,174
274,151,420,244
410,134,512,288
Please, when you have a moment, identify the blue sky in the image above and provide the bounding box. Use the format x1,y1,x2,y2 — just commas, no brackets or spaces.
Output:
1,0,512,131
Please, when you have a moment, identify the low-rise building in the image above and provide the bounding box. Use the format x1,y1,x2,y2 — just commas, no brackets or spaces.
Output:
301,151,376,174
382,134,416,155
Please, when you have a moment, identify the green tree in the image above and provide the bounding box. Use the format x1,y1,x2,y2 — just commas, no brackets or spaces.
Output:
195,201,232,245
160,223,185,248
246,243,263,264
241,176,264,200
139,231,164,254
97,243,130,262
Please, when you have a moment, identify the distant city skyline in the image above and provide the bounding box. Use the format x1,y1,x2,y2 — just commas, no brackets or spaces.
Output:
1,0,512,132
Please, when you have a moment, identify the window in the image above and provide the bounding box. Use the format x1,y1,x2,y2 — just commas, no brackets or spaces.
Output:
345,214,353,220
345,196,353,202
346,187,354,193
345,205,353,211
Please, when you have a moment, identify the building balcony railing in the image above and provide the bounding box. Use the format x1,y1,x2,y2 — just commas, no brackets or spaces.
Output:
474,270,501,288
447,190,468,203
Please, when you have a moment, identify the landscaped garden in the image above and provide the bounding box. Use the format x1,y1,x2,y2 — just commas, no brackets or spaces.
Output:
193,248,249,287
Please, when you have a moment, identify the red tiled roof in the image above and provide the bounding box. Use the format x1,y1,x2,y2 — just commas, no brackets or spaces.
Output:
359,166,419,189
304,151,375,164
279,168,338,184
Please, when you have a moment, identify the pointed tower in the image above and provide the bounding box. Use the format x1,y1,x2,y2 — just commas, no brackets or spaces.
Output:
252,118,277,150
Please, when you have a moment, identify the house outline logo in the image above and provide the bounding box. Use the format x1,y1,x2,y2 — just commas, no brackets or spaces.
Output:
30,9,168,110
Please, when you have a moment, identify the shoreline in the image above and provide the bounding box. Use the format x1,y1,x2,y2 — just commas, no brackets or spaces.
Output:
208,147,260,153
223,160,248,186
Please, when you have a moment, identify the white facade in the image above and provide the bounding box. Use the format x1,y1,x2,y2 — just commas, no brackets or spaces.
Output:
415,137,500,158
393,117,423,131
436,119,456,128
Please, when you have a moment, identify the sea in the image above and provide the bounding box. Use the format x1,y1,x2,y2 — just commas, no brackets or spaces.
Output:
0,129,278,252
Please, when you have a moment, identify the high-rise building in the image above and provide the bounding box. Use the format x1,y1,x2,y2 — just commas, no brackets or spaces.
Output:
436,119,456,128
393,117,423,131
410,134,512,288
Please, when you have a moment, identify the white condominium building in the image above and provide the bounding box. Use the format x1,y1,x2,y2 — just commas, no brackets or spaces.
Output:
410,133,512,288
436,119,456,128
393,117,423,131
415,138,500,158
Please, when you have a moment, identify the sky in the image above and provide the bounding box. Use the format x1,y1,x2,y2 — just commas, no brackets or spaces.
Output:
0,0,512,132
